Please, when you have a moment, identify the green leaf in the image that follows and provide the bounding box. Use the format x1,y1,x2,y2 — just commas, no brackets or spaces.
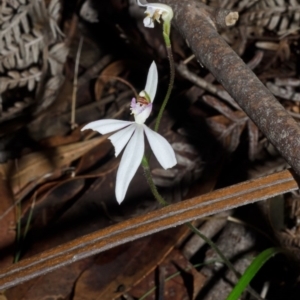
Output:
226,247,283,300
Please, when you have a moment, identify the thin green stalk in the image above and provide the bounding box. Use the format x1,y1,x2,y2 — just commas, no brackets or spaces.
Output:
142,157,237,276
142,156,168,206
186,223,240,278
23,195,36,240
163,23,171,46
142,159,263,300
187,222,263,300
143,17,263,300
154,44,175,132
14,195,36,263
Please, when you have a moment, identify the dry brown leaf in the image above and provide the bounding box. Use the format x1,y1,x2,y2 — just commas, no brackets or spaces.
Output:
94,60,128,100
75,139,112,173
0,136,107,194
39,127,83,147
129,249,206,300
22,179,86,231
73,226,189,300
6,258,93,300
0,178,16,269
206,113,246,151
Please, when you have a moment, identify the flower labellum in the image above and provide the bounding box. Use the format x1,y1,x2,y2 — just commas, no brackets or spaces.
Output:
81,62,177,204
137,0,173,29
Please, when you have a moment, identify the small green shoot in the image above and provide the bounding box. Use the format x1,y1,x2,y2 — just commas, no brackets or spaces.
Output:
226,247,283,300
14,193,36,263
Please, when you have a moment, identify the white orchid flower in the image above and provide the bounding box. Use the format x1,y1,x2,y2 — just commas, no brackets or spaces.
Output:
137,0,173,29
81,61,177,204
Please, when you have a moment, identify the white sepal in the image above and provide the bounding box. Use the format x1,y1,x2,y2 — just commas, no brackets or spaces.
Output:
115,124,145,204
143,61,158,103
82,119,132,134
143,125,177,169
109,124,136,157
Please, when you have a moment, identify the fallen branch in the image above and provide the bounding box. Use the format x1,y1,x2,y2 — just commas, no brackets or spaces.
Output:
0,169,298,290
157,0,300,176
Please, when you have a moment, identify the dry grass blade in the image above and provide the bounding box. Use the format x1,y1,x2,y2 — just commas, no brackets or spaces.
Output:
0,169,298,290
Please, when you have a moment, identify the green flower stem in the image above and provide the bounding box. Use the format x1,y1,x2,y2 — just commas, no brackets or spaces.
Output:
144,18,262,300
186,223,263,300
141,157,262,300
186,223,240,277
142,157,237,275
163,32,171,47
142,156,168,206
186,222,263,299
154,35,175,133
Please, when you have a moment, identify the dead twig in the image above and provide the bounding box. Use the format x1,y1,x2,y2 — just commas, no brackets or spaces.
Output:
157,0,300,176
0,169,298,290
176,63,240,109
70,36,84,130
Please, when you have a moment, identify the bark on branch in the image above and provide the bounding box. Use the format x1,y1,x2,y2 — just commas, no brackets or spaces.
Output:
156,0,300,175
0,169,297,290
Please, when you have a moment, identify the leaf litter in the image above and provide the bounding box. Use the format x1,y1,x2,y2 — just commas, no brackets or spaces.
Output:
0,0,300,299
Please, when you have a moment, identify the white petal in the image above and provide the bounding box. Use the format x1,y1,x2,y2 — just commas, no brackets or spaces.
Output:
143,125,177,169
143,16,154,28
81,119,132,134
115,124,144,204
146,3,173,15
137,1,172,16
109,124,136,157
144,61,158,102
